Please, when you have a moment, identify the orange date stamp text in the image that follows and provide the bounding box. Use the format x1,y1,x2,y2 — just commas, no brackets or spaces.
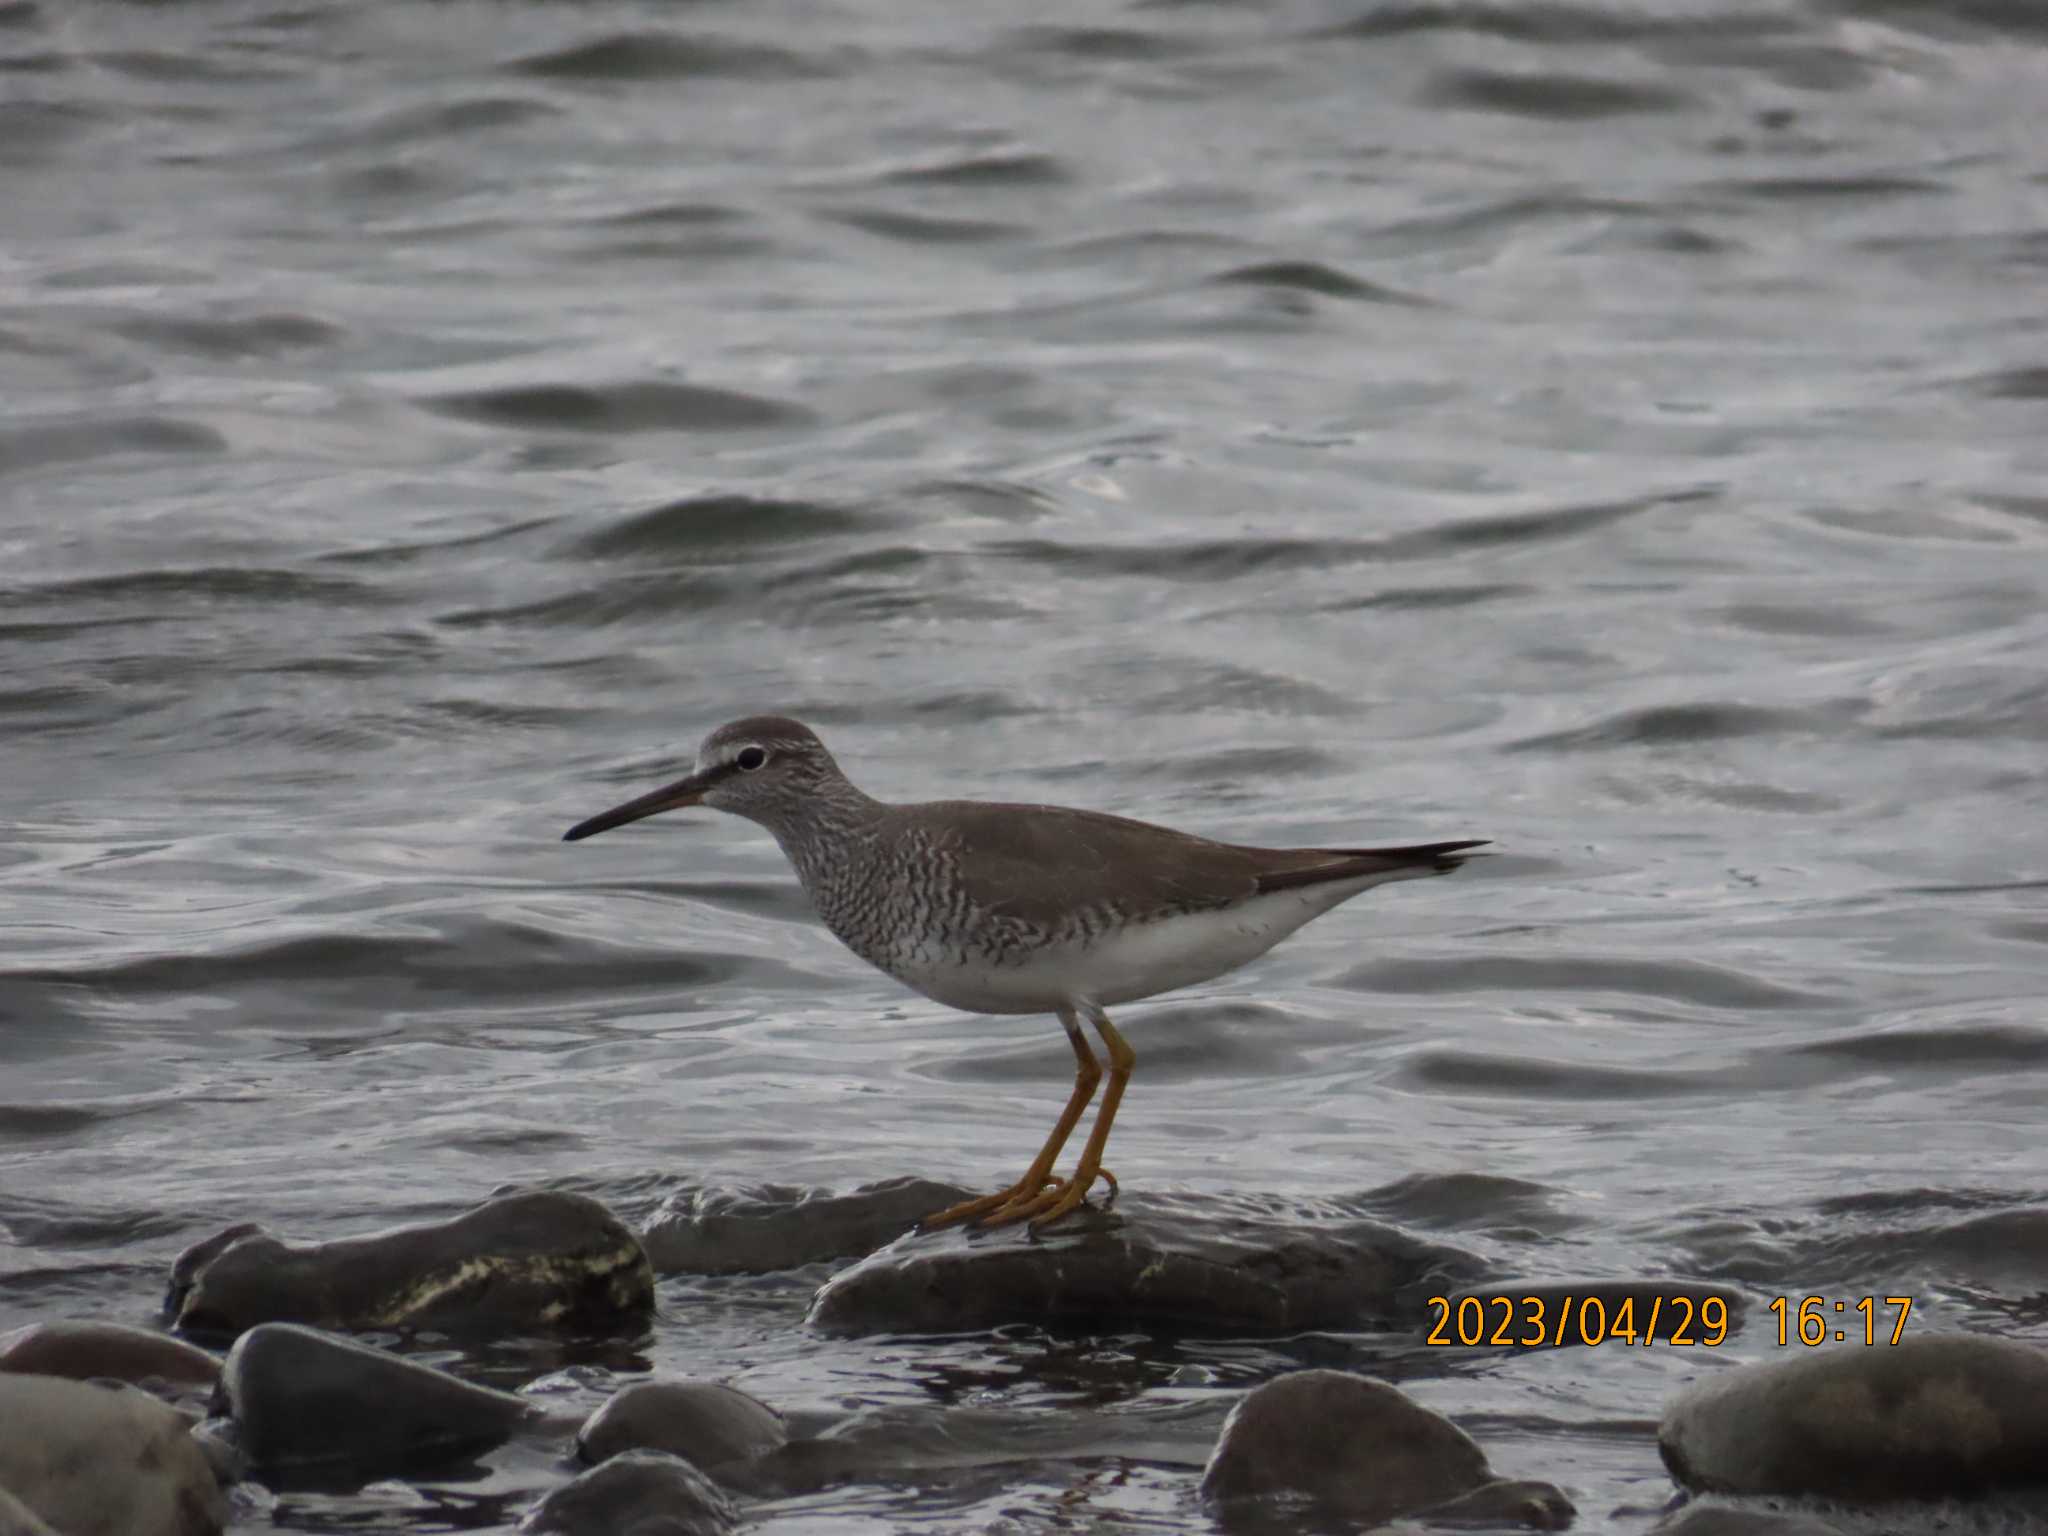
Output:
1767,1295,1913,1346
1425,1292,1731,1348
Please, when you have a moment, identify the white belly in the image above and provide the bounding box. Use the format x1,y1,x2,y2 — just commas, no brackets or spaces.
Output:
881,878,1389,1015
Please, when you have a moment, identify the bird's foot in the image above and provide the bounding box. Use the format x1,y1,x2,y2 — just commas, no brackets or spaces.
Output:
978,1164,1118,1231
920,1172,1060,1231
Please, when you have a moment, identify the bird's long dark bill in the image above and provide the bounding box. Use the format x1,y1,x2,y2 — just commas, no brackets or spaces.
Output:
562,771,714,842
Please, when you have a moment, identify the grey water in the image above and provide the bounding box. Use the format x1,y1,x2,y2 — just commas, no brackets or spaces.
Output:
3,0,2046,1529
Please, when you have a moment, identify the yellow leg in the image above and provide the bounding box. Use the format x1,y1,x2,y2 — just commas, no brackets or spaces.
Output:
983,1004,1134,1231
921,1005,1102,1230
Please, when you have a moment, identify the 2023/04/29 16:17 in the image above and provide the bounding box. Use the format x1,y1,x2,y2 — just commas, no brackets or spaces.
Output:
1769,1295,1914,1346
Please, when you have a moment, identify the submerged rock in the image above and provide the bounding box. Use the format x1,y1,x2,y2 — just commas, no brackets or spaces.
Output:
1428,1479,1576,1528
807,1190,1478,1335
1201,1369,1570,1528
0,1319,221,1391
187,1418,247,1494
1652,1503,1848,1536
1659,1333,2048,1499
166,1190,653,1337
578,1380,788,1475
640,1178,973,1275
219,1321,538,1479
0,1373,226,1536
721,1399,1215,1500
521,1448,737,1536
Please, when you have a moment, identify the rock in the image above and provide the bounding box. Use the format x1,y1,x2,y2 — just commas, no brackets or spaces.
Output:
219,1321,538,1478
0,1489,61,1536
0,1320,221,1391
807,1190,1478,1335
0,1373,226,1536
1201,1369,1482,1510
1652,1503,1848,1536
726,1400,1213,1499
1440,1278,1746,1347
578,1380,787,1475
165,1223,264,1290
640,1178,972,1275
1427,1478,1576,1528
1201,1369,1569,1528
187,1418,247,1491
520,1448,737,1536
1658,1332,2048,1499
166,1190,653,1337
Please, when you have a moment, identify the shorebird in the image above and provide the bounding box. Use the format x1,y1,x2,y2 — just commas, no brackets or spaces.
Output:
564,716,1485,1231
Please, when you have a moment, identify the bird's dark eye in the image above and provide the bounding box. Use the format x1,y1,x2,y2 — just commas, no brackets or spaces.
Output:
735,746,768,771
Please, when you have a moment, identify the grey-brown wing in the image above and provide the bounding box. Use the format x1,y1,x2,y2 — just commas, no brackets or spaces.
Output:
901,803,1483,928
902,801,1271,928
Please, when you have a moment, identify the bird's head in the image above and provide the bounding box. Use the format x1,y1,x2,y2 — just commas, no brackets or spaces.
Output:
562,715,846,841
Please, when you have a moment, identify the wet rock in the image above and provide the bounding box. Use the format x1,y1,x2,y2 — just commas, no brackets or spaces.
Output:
640,1178,972,1275
0,1373,227,1536
0,1319,220,1390
808,1190,1478,1335
166,1222,265,1289
520,1448,737,1536
725,1399,1214,1499
1428,1478,1577,1528
1441,1278,1746,1346
1652,1503,1848,1536
188,1418,247,1491
166,1190,653,1337
1201,1369,1570,1527
219,1321,538,1478
578,1380,787,1475
1658,1332,2048,1499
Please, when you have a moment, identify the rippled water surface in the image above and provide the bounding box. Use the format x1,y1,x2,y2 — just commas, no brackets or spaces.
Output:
4,0,2046,1530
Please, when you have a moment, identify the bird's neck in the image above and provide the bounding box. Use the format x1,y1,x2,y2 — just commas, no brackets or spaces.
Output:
756,782,887,892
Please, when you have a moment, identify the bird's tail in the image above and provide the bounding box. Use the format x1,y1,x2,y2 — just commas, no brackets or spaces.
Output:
1254,839,1489,894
